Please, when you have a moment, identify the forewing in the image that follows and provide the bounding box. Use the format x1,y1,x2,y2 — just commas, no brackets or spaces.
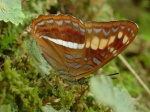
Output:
31,14,87,74
74,20,138,79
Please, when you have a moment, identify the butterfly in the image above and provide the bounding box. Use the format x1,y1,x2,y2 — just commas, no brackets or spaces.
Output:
31,14,138,83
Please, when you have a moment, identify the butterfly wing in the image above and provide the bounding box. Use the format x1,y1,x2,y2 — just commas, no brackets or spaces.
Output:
31,14,88,81
74,20,138,79
31,14,138,82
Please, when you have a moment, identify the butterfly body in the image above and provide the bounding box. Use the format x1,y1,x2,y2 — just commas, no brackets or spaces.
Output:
31,14,138,82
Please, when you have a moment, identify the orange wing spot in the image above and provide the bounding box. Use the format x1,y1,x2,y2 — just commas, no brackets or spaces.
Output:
91,36,99,50
108,35,115,45
99,38,108,49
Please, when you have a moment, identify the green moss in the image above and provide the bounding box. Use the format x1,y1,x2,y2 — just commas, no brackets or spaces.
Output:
0,57,42,111
0,0,150,111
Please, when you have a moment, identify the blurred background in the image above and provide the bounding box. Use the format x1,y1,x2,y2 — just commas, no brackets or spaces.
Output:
0,0,150,111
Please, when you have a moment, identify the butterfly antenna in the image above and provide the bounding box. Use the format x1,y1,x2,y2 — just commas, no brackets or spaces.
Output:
107,72,119,76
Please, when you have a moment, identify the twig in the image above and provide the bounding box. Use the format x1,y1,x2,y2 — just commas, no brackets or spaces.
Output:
118,54,150,96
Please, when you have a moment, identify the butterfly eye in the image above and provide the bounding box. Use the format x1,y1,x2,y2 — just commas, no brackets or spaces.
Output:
31,14,138,82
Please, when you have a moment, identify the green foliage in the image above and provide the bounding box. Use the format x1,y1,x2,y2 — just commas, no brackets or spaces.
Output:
0,104,11,112
0,0,150,111
0,32,16,52
0,57,42,111
90,75,138,112
24,39,51,76
0,24,20,52
0,0,25,25
41,105,70,112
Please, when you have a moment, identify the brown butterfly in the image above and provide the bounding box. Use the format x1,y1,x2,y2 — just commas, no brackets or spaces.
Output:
31,14,138,83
